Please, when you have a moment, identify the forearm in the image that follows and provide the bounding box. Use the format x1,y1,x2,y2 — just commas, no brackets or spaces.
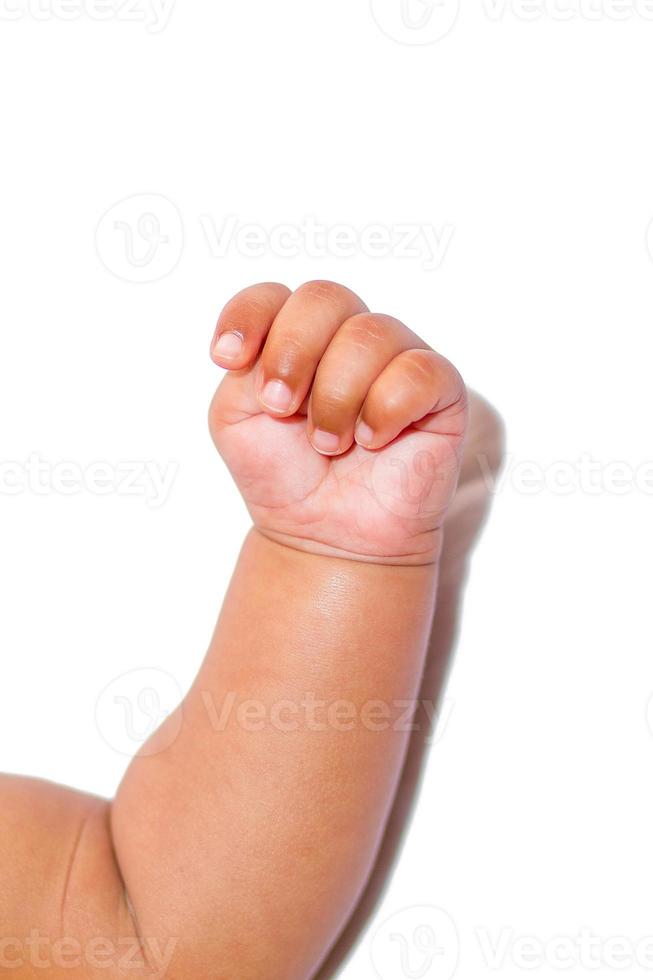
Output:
112,529,439,978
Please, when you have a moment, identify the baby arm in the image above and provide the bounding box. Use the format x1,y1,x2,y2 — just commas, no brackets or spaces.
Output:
1,282,469,980
111,282,468,978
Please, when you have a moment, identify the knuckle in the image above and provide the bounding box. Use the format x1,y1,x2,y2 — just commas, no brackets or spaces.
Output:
240,296,269,318
221,283,289,329
341,313,391,350
257,280,290,295
403,349,438,386
296,280,355,306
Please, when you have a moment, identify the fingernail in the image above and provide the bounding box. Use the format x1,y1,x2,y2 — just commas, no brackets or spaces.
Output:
311,429,341,455
213,332,244,360
261,379,293,413
355,422,374,447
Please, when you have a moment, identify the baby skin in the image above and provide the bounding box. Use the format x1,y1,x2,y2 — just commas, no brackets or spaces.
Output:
0,281,502,979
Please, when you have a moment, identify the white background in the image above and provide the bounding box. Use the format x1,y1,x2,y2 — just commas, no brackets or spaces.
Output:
1,1,652,977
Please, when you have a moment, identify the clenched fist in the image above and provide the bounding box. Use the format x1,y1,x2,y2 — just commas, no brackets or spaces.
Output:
209,281,468,564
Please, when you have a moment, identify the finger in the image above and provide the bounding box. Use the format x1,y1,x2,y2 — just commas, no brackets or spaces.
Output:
256,281,367,417
355,349,467,450
210,282,291,369
307,314,428,456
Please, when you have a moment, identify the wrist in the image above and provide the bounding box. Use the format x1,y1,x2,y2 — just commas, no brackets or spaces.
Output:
252,526,444,568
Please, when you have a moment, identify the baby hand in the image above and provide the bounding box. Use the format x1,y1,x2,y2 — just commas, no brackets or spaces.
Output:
209,281,467,565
